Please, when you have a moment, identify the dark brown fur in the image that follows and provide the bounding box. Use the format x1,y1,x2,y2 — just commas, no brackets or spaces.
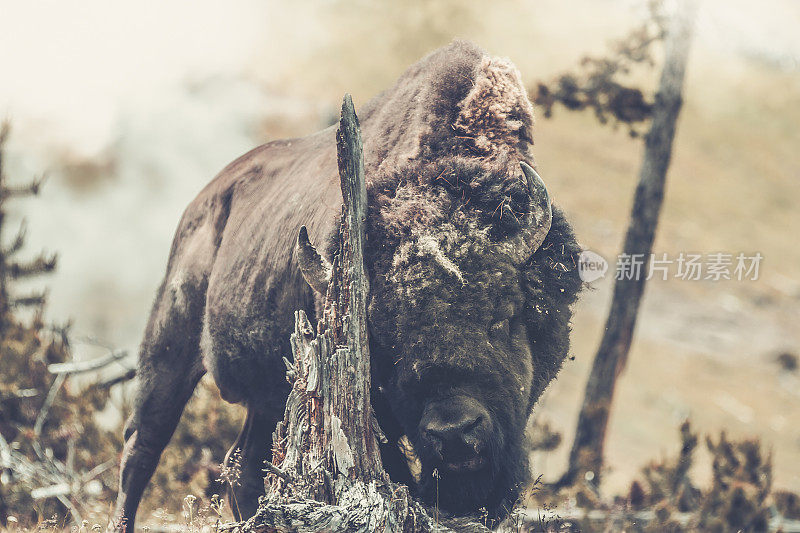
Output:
110,41,581,531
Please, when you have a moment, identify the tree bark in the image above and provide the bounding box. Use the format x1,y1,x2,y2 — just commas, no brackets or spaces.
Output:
563,2,697,487
227,96,490,533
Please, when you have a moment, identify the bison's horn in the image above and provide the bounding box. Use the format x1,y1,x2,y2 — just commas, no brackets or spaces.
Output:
398,435,422,484
506,162,552,264
297,225,331,295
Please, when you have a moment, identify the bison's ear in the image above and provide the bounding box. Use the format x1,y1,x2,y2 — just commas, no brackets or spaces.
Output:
297,225,331,295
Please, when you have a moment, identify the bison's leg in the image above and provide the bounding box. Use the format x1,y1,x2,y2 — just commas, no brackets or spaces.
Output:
112,367,204,532
109,196,231,532
108,272,209,532
223,406,278,521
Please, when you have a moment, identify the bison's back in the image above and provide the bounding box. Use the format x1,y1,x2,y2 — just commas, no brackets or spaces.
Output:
191,127,340,405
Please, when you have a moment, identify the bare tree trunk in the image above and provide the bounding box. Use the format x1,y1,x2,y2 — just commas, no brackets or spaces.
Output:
226,96,490,533
562,2,697,487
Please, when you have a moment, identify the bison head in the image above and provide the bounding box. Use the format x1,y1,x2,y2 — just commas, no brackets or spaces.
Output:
298,156,581,521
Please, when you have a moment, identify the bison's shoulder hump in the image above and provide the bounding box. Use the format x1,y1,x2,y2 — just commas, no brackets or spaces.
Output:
361,40,535,169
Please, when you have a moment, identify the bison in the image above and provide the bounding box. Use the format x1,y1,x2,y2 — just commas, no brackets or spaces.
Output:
110,40,582,531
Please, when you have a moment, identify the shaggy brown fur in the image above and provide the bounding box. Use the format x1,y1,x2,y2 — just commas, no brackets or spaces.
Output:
110,40,582,531
366,158,580,520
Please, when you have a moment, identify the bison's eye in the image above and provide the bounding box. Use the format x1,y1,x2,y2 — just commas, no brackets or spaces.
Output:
488,318,510,339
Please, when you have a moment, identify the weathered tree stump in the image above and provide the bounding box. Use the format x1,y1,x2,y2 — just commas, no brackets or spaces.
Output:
226,96,491,533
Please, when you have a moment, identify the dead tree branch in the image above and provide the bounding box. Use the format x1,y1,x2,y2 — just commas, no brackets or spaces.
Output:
8,254,58,279
533,0,668,137
0,174,46,199
97,368,136,389
3,220,27,256
562,0,697,487
9,291,47,308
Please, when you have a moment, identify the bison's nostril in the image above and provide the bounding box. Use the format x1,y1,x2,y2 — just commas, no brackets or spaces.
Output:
422,429,444,459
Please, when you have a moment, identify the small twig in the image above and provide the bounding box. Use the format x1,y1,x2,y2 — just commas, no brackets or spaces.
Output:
48,349,128,375
10,387,39,398
263,461,290,481
56,493,82,525
66,437,75,477
33,373,66,440
97,368,136,389
8,253,58,279
81,458,116,483
0,173,46,199
3,219,27,255
10,290,47,308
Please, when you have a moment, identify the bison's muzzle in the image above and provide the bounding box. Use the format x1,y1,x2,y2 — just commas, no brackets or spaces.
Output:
419,395,492,474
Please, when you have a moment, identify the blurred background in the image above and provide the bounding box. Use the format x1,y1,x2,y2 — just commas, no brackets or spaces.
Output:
1,0,798,527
